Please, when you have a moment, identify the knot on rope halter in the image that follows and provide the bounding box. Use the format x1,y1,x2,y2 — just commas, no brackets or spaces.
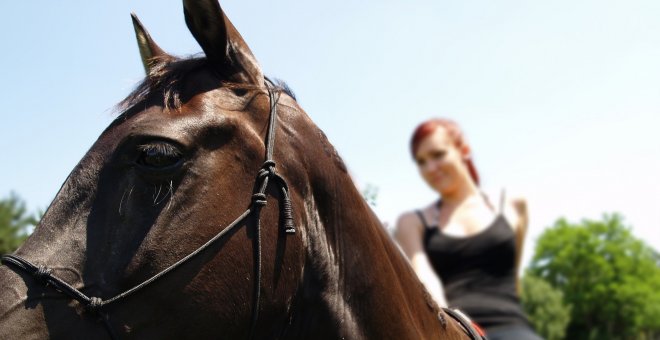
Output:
253,159,296,234
34,265,52,282
86,297,104,313
252,193,268,207
279,186,296,234
258,160,276,179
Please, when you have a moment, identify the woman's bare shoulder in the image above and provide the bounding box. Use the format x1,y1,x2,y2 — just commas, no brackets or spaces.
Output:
394,209,429,257
396,202,437,230
396,210,423,233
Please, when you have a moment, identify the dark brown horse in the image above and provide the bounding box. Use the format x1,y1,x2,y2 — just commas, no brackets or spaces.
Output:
0,1,477,339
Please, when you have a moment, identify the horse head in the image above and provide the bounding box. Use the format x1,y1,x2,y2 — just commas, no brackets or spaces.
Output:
0,1,473,339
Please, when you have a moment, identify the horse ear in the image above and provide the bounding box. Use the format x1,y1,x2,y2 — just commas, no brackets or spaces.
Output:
183,0,264,85
131,13,167,75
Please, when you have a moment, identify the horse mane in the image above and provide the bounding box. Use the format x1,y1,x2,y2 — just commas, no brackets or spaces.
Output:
116,55,296,113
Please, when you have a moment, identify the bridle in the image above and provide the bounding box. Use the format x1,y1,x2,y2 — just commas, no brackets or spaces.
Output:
0,80,295,340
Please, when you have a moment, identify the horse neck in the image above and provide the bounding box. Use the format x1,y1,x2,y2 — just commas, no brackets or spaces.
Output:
299,152,442,338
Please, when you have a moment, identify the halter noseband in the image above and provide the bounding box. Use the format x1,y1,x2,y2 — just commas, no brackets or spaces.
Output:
1,80,294,340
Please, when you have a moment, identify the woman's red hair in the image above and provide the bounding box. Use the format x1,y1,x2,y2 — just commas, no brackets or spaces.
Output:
410,118,480,186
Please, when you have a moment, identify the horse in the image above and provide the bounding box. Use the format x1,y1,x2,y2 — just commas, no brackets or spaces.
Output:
0,1,480,339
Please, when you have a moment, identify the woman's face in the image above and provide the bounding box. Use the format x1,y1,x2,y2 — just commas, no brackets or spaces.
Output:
414,127,470,195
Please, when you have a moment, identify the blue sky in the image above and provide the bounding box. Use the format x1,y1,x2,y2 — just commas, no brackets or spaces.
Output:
1,1,659,268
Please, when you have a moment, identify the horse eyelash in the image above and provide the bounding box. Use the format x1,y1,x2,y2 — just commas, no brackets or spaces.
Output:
138,143,182,158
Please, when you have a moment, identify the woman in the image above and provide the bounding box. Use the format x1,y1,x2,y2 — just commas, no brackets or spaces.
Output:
395,118,541,340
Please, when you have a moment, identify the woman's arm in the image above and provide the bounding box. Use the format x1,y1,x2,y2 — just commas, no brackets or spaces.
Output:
394,212,448,308
511,197,528,294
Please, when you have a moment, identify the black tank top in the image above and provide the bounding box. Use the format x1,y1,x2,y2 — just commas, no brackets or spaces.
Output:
418,203,531,331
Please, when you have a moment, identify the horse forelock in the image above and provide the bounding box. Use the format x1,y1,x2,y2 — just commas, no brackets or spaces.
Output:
117,55,205,112
116,55,297,117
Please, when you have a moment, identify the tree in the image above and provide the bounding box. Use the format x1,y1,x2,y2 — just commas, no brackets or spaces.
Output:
528,214,660,340
0,192,37,254
361,183,379,207
520,273,571,340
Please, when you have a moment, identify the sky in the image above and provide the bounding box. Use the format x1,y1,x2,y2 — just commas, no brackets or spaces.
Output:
1,1,659,269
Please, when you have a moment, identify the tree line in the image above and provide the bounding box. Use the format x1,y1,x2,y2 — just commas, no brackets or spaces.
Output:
521,214,660,340
1,193,659,339
0,192,38,255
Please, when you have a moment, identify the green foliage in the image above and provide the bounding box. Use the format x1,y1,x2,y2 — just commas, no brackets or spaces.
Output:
520,273,571,340
0,192,37,254
528,214,660,340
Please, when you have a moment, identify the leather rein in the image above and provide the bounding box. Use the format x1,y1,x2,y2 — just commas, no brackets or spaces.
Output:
1,81,294,340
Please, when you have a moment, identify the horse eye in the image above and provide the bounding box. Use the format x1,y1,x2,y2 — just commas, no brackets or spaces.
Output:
136,142,183,169
231,87,248,96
